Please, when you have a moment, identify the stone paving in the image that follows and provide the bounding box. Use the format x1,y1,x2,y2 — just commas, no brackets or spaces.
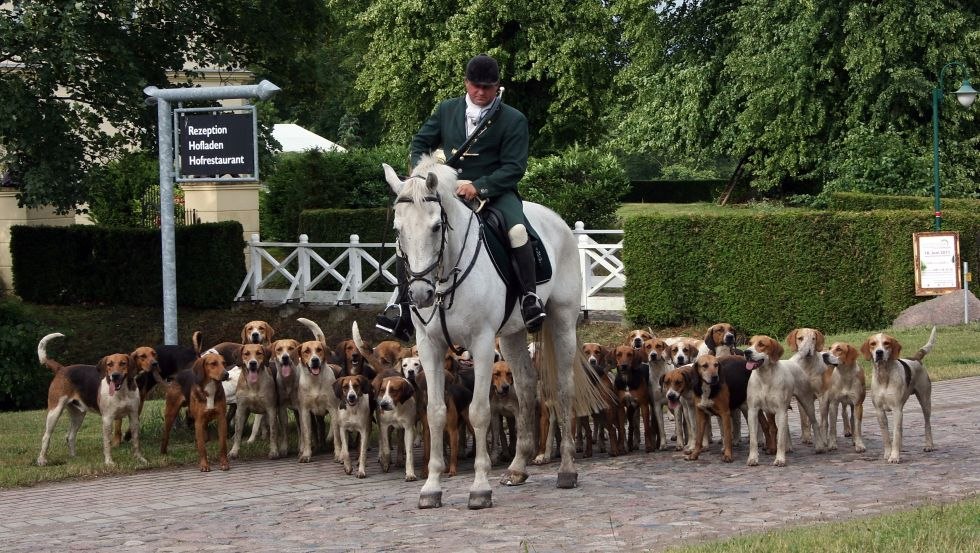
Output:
1,376,979,552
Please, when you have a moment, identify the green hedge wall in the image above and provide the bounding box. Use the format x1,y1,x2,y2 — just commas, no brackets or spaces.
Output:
298,208,392,244
10,222,245,308
828,192,980,212
624,210,980,336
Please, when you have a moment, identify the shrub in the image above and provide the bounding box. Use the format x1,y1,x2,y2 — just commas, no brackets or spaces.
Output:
260,145,406,240
520,146,631,228
0,300,50,410
86,150,166,227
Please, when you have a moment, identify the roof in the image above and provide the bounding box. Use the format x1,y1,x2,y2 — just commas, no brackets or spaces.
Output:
272,123,347,153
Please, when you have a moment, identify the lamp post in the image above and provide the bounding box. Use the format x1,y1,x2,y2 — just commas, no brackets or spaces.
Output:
931,62,977,231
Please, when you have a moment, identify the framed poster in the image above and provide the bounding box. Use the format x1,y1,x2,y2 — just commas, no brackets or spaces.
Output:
174,105,258,182
913,231,961,296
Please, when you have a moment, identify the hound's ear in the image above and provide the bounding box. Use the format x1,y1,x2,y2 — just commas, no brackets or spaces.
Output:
891,338,902,360
128,354,140,378
769,340,784,361
659,373,666,388
382,163,404,195
704,326,717,349
786,329,799,352
814,330,825,352
192,357,206,381
97,356,109,376
842,344,859,366
264,323,275,342
240,326,249,344
263,346,273,366
425,171,439,192
683,366,698,390
359,375,371,397
401,380,415,402
860,338,873,361
333,378,344,399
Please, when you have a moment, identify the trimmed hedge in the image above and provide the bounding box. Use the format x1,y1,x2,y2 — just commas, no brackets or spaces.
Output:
624,210,980,336
298,208,392,244
828,192,980,213
10,222,245,308
625,179,727,203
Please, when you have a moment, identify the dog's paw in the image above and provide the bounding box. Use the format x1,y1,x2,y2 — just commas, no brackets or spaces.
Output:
219,462,230,471
684,453,698,462
746,457,759,467
721,453,734,463
344,465,353,475
298,454,311,463
405,473,418,482
854,444,866,453
199,463,211,472
772,458,786,467
104,459,116,468
268,450,280,460
923,445,935,452
379,459,391,473
37,457,48,467
228,450,239,460
356,470,366,479
531,454,547,466
887,455,901,464
135,455,148,465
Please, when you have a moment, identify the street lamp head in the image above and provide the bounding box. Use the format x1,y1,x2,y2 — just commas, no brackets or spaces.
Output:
954,79,977,108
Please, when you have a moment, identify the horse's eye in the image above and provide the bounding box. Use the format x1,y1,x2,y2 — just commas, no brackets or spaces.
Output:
432,222,442,233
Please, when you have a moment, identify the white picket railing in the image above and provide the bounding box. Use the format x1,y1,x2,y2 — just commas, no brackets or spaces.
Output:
235,221,625,312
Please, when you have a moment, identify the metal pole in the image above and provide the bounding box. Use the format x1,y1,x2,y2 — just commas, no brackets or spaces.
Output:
156,97,178,344
932,86,942,231
144,80,280,344
964,262,969,325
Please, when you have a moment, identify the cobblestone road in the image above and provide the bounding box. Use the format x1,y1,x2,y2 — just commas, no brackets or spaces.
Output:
2,377,978,552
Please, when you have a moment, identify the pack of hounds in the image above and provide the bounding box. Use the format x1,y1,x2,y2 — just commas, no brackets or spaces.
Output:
35,320,938,476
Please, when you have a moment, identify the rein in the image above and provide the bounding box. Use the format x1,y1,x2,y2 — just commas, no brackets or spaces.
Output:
396,188,484,356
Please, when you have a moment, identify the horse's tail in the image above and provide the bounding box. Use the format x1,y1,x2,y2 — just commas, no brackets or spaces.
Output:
535,323,609,418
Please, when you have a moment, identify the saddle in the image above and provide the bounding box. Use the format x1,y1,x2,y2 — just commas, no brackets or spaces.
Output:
478,204,553,325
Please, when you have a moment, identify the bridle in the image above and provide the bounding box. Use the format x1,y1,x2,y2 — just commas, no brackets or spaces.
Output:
394,177,485,355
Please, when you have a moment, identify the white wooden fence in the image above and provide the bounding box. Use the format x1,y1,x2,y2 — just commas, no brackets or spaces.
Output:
235,221,625,312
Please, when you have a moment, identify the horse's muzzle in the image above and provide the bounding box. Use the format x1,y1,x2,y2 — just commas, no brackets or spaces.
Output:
408,282,436,308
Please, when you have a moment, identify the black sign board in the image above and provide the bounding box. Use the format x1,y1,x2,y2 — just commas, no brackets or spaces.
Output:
177,112,255,178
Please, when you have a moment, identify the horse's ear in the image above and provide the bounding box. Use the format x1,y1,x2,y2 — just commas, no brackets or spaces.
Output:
382,163,404,195
425,171,439,192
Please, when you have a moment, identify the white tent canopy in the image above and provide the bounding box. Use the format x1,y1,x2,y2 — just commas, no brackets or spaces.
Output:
272,123,347,153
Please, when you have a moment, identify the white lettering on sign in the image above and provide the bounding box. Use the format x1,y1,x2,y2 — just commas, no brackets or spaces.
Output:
188,155,246,166
186,125,230,138
187,140,225,151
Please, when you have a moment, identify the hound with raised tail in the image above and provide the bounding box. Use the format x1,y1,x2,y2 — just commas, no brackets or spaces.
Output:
862,327,936,463
37,333,151,467
296,317,341,463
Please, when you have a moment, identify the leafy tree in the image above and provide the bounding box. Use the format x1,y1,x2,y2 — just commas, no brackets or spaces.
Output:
330,0,622,154
613,0,980,198
0,1,314,212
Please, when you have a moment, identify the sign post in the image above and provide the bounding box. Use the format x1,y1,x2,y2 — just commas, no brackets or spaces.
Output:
144,81,279,345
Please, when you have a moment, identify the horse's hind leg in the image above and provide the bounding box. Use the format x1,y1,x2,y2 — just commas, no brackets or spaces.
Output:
550,315,579,488
499,332,536,486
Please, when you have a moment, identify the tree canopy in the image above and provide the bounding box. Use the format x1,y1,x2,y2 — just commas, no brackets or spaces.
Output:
2,0,978,211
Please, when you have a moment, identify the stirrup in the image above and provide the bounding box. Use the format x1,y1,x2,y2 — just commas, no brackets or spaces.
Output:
376,304,413,342
521,293,546,333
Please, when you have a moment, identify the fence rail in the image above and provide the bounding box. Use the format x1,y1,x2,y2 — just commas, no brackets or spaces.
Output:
236,221,624,312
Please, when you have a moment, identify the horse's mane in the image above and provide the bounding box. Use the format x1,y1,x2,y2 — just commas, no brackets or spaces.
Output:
403,154,459,205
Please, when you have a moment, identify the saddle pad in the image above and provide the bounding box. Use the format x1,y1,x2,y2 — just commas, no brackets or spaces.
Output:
479,207,553,289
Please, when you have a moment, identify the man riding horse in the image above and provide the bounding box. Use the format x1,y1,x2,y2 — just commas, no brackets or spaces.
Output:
377,53,546,340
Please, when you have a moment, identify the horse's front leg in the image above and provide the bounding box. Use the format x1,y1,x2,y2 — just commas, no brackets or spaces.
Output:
467,342,495,509
418,336,447,509
499,333,536,486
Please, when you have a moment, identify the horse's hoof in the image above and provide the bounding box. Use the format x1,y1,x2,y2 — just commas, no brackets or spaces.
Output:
500,471,528,486
418,491,443,509
556,472,578,489
467,490,493,510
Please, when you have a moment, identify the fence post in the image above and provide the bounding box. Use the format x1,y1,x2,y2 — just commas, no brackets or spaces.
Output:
298,234,310,302
350,234,363,304
249,233,262,300
575,221,589,311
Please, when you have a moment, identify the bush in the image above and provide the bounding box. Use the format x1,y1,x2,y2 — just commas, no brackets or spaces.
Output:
10,222,245,308
828,191,980,213
85,150,181,228
520,146,630,228
623,210,980,336
0,300,50,410
260,145,406,241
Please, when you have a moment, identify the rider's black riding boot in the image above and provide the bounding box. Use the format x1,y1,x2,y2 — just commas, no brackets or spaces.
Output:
375,258,414,342
511,241,546,333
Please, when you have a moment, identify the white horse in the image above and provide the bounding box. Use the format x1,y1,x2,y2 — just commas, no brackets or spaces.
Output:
382,156,603,509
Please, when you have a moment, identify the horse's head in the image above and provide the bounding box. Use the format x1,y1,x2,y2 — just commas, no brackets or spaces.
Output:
382,158,460,308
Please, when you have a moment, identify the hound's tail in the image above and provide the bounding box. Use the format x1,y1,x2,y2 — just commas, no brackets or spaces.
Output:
191,331,203,355
351,321,386,370
37,332,66,372
909,326,938,362
535,322,610,418
297,317,327,345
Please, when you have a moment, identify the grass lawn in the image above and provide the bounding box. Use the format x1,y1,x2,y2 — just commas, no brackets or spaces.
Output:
668,494,980,553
